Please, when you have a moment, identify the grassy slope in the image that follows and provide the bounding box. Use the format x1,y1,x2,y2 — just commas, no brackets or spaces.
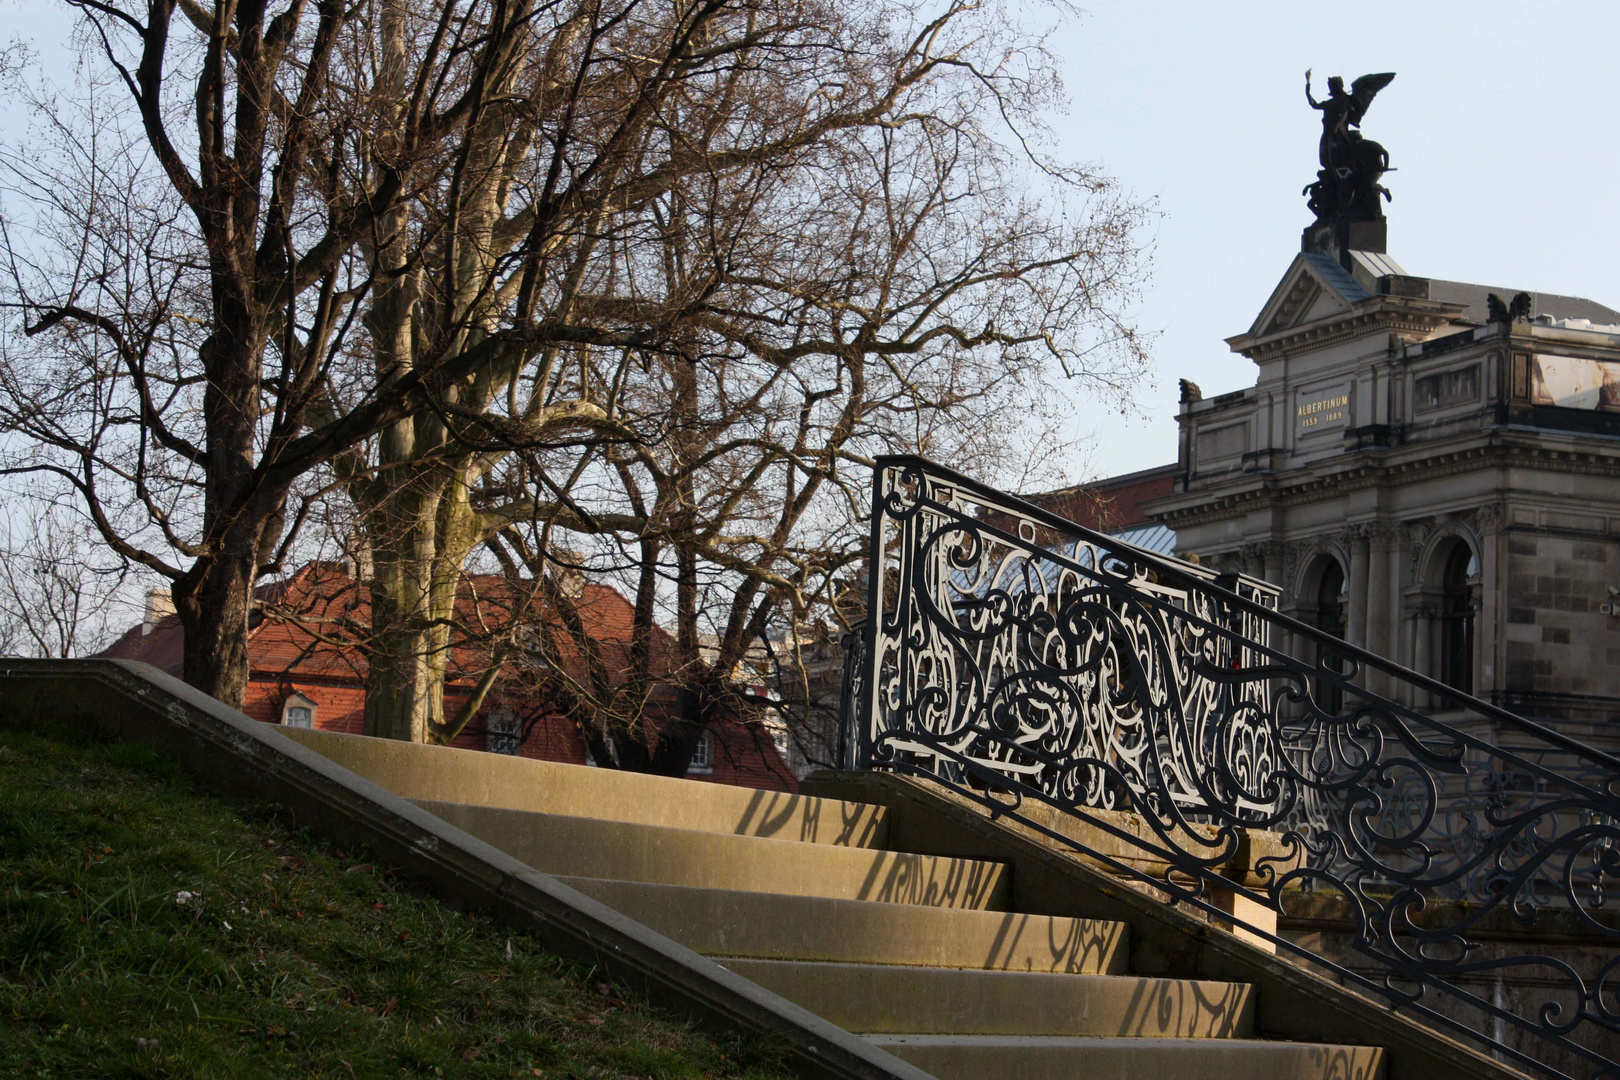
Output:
0,726,791,1080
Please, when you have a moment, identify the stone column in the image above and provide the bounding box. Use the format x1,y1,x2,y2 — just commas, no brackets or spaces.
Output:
1261,543,1284,587
1273,542,1301,672
1412,603,1436,712
1239,543,1265,581
1400,602,1418,708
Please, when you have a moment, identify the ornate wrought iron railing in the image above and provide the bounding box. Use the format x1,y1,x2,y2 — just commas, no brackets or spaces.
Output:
845,455,1620,1080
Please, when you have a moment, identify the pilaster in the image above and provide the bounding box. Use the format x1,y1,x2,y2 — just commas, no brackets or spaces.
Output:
1348,528,1370,652
1475,503,1505,701
1366,523,1399,696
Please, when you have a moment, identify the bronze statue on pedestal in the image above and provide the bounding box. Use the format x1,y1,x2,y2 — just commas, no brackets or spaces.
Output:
1303,70,1396,226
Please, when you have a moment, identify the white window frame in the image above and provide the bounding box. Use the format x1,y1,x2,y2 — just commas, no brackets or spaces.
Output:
281,694,317,729
687,730,714,774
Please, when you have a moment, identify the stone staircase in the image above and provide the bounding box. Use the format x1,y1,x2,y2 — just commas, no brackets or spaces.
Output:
280,728,1389,1080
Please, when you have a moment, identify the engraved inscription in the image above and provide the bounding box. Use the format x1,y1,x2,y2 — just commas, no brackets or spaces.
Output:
1296,389,1349,434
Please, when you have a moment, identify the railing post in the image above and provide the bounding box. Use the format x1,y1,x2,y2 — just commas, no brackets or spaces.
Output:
1209,886,1277,953
837,619,867,772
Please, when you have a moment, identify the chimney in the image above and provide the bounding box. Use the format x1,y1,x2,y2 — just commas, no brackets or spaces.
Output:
551,548,585,599
142,589,175,636
341,533,374,581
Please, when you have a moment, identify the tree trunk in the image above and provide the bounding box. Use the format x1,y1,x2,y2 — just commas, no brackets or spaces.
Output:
174,545,257,708
176,304,272,707
363,615,445,742
360,454,482,742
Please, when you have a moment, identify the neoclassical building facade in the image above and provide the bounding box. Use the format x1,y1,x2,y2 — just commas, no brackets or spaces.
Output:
1147,241,1620,746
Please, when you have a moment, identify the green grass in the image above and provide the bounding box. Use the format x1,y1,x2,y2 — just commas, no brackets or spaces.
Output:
0,726,792,1080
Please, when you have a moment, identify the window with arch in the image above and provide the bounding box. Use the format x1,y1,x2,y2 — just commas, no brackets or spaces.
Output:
1303,556,1349,712
1315,559,1348,639
1439,541,1478,695
281,693,317,729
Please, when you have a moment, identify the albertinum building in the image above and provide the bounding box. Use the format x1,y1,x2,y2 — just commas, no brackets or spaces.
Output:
1150,243,1620,745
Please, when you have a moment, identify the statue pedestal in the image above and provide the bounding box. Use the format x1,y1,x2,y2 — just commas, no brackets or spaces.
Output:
1302,217,1387,267
1342,219,1387,253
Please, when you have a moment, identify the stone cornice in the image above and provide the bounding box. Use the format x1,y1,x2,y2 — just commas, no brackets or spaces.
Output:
1229,296,1465,364
1151,433,1620,530
1245,312,1456,366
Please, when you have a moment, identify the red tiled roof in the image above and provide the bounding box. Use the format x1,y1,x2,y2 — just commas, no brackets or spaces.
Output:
1025,464,1177,533
99,616,185,674
99,564,677,689
97,564,795,793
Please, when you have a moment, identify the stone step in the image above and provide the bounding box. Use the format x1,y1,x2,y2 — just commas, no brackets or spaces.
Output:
717,960,1254,1038
866,1035,1386,1080
418,800,1008,908
559,877,1127,973
282,727,887,846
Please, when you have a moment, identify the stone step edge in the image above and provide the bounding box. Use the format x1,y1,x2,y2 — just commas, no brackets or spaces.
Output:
415,797,1012,911
720,958,1256,1039
282,725,890,848
410,797,1006,869
867,1034,1388,1080
557,876,1131,974
864,1034,1380,1049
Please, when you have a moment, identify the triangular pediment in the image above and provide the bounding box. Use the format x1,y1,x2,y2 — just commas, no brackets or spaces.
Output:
1242,252,1371,341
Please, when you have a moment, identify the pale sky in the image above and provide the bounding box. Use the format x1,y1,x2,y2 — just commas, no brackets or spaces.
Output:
1048,0,1620,478
5,1,1617,483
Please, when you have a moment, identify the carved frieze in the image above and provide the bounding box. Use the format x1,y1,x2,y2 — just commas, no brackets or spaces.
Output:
1405,519,1438,585
1475,503,1506,536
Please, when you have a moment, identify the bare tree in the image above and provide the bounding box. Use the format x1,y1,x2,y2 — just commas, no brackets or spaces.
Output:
317,0,1153,750
0,1,746,708
0,499,135,658
0,0,1149,749
458,3,1155,773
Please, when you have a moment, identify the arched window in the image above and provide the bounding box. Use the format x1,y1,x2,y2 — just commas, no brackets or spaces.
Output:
1305,557,1348,712
281,693,317,729
1316,560,1347,639
1439,543,1477,695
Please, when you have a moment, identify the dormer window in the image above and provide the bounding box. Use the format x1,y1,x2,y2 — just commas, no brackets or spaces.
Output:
281,693,317,729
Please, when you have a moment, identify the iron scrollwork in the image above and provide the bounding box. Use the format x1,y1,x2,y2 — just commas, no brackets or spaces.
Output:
850,456,1620,1080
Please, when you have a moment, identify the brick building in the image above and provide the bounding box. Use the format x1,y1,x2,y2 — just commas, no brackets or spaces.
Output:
99,563,797,791
1026,463,1178,556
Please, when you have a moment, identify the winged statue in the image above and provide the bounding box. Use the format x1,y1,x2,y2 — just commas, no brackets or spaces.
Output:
1307,71,1394,170
1303,70,1396,225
